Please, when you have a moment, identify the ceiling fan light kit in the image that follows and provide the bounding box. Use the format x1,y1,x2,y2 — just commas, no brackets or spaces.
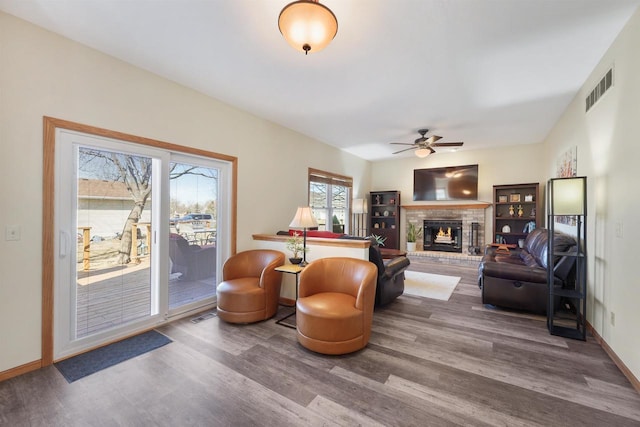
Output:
390,128,464,157
278,0,338,55
415,148,431,158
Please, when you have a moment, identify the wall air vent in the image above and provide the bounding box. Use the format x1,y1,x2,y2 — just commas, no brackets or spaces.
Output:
586,68,613,112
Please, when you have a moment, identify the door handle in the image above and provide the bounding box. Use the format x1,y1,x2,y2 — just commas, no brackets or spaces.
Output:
59,231,69,258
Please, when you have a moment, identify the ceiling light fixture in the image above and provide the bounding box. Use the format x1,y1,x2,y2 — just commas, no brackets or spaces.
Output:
415,148,431,158
278,0,338,55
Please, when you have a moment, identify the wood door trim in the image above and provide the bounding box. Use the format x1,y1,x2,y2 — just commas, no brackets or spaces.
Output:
42,116,238,366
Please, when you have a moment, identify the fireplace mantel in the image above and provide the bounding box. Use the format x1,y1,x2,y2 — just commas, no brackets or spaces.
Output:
403,202,491,210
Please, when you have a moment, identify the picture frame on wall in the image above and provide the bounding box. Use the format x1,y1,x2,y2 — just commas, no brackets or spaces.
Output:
509,194,521,203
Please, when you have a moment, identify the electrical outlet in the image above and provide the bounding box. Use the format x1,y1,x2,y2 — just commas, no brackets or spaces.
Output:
611,311,615,326
5,225,21,241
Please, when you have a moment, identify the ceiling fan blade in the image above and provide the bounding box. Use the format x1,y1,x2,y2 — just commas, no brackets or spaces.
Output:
392,146,418,154
426,135,443,144
432,142,464,147
389,142,416,146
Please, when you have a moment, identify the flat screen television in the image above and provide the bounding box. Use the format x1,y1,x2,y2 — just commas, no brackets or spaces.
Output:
413,164,479,201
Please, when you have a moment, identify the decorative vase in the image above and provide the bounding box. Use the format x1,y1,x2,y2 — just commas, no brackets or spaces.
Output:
289,257,302,265
407,242,417,252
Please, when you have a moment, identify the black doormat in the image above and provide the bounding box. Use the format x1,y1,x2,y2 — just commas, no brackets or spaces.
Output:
55,330,172,383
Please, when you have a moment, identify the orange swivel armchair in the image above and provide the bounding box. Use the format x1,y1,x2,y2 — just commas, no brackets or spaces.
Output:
296,257,377,355
216,250,285,324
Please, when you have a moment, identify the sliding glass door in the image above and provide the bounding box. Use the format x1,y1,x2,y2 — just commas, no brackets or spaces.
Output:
75,146,157,339
168,158,219,312
54,129,229,360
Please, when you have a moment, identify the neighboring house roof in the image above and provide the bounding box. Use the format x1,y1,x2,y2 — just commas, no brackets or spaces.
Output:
77,179,132,200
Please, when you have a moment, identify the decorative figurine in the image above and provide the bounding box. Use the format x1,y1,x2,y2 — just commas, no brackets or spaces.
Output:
509,205,515,217
517,205,524,217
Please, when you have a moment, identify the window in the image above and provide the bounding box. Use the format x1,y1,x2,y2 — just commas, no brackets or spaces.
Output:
308,168,352,234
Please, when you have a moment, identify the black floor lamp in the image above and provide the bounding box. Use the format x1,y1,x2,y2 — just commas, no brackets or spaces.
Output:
289,206,318,267
547,176,587,340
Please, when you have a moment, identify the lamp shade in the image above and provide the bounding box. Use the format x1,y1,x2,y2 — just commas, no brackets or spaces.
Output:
278,0,338,54
415,148,431,158
352,198,367,214
289,206,319,229
552,177,586,215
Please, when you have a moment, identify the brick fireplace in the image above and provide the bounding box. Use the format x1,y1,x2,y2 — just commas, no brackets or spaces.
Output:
404,204,489,255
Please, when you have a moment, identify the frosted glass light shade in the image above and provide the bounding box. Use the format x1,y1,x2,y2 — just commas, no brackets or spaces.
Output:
289,206,319,228
415,148,431,158
552,177,586,215
278,0,338,54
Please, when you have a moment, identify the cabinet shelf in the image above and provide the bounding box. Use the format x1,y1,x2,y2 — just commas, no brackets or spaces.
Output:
496,217,536,221
551,288,585,299
495,202,536,206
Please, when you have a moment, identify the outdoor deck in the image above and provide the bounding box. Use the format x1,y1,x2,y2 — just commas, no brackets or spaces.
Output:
76,260,216,338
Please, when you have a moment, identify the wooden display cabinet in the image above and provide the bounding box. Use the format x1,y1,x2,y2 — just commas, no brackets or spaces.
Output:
368,191,401,249
493,183,540,246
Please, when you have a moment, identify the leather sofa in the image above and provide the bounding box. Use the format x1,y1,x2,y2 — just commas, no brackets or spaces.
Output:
296,257,377,355
478,228,577,313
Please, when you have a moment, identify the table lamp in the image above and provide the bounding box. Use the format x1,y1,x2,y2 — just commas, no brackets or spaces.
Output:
289,206,318,266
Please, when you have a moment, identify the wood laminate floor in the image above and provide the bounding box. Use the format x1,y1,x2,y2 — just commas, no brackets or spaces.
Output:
1,257,639,426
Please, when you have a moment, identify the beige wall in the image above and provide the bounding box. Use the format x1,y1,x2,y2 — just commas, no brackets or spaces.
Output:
0,12,370,372
542,9,640,381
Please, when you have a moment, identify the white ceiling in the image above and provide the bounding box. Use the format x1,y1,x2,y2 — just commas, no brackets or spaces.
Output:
1,0,639,161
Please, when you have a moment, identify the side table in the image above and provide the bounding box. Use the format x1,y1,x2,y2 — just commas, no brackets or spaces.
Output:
379,248,408,259
275,264,304,328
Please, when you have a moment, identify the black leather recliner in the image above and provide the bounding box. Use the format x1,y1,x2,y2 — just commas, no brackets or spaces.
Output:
367,239,411,307
478,228,577,313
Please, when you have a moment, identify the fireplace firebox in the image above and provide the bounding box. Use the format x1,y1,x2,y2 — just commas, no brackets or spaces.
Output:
423,220,463,253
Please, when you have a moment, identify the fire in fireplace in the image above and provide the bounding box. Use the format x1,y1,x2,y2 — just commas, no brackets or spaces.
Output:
423,220,463,253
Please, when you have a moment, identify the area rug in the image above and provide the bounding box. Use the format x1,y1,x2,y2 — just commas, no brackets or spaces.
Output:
54,330,172,383
403,271,461,301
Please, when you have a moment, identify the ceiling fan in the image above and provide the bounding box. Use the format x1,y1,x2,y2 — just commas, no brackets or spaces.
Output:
390,129,464,158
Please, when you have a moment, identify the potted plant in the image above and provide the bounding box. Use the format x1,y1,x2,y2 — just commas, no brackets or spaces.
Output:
285,232,305,264
367,234,386,247
406,223,422,252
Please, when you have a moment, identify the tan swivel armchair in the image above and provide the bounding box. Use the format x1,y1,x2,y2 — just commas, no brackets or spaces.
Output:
217,250,285,324
296,257,377,355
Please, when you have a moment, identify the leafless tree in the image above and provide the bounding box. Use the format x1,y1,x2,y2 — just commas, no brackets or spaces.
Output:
80,149,217,264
